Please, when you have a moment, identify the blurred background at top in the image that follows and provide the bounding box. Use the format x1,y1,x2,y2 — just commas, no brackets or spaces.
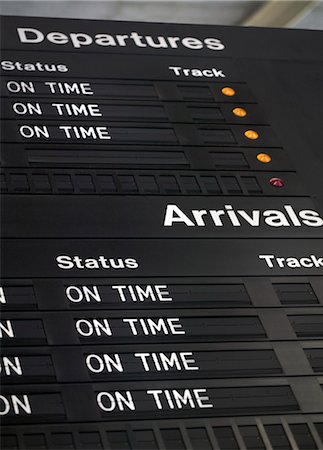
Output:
0,0,322,30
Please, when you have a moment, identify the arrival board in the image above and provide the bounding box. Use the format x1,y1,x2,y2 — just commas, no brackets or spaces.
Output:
1,15,323,450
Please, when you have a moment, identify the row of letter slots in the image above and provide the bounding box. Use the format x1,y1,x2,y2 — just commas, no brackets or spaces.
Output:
2,417,323,449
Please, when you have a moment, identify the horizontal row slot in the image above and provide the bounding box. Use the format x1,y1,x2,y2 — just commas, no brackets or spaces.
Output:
0,384,299,423
2,143,294,173
0,282,319,311
1,343,323,385
1,121,276,147
0,315,267,346
2,421,322,449
1,78,255,103
27,150,189,166
1,350,283,384
290,315,323,337
2,312,323,346
1,99,264,125
0,171,263,195
274,283,319,305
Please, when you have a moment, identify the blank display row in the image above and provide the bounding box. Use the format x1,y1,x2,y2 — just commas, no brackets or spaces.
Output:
1,171,262,195
2,422,322,449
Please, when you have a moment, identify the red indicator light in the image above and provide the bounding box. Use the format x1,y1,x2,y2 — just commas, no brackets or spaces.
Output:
269,177,284,188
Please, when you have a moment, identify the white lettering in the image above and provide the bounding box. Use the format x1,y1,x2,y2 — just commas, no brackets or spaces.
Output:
51,103,102,116
13,102,42,115
169,66,225,77
112,285,172,302
66,285,101,303
134,352,198,372
147,389,213,410
0,357,23,376
76,319,112,337
0,395,31,415
59,125,111,140
259,254,323,269
44,82,93,95
0,287,6,304
17,28,225,51
19,125,50,139
123,318,185,336
0,320,14,338
163,204,323,228
17,28,44,44
86,354,123,373
97,391,135,411
6,80,35,93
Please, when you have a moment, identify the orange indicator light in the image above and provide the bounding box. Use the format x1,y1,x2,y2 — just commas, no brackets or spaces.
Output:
221,87,236,97
257,153,271,163
232,107,247,117
244,130,259,140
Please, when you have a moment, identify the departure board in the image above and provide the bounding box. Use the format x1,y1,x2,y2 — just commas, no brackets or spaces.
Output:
1,15,323,450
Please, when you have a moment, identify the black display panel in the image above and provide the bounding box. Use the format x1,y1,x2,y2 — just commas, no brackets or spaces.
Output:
1,15,323,450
